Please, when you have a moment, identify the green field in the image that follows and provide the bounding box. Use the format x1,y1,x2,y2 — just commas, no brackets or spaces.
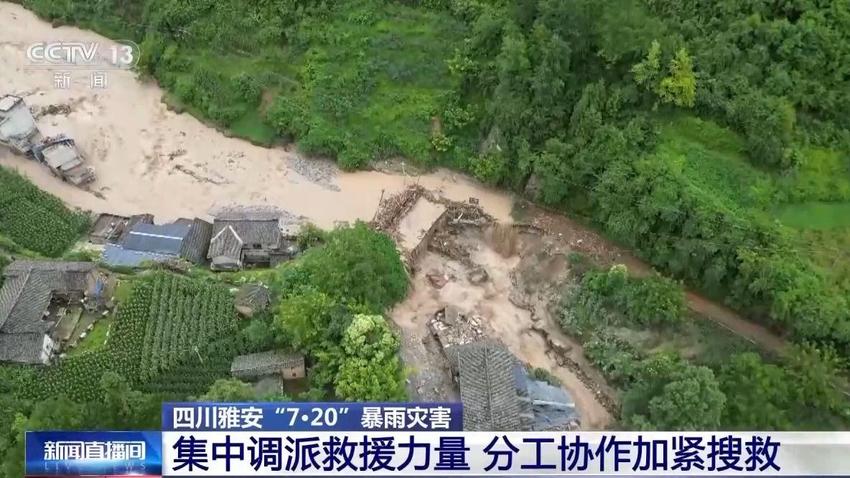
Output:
0,167,90,257
775,202,850,230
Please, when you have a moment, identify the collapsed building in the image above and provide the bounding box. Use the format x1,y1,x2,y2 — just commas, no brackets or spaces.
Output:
371,185,492,271
0,95,95,185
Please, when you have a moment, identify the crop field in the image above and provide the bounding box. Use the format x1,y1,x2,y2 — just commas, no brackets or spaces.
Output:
11,272,240,401
0,167,89,256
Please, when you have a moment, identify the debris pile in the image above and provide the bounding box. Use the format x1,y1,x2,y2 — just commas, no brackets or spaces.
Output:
428,229,471,265
287,153,340,191
371,184,427,233
428,306,486,349
530,324,620,417
34,103,72,118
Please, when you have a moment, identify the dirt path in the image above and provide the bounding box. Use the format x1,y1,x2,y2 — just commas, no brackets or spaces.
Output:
524,203,790,357
684,292,787,355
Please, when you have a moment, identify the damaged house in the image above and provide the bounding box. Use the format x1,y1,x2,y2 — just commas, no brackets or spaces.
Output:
208,209,298,271
449,341,579,431
0,261,101,364
102,218,212,267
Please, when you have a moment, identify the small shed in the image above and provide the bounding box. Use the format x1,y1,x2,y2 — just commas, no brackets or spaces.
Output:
231,350,305,381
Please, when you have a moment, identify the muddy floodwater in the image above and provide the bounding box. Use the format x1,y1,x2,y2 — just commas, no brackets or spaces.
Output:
0,3,512,227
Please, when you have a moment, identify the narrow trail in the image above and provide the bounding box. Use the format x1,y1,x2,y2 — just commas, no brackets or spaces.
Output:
684,292,787,355
525,203,790,357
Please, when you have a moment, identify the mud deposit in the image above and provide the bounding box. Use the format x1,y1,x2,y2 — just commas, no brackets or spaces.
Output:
390,225,616,430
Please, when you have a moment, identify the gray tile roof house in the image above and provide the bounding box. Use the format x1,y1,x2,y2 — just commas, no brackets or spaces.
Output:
102,218,212,267
231,350,305,381
0,261,97,364
209,210,284,270
449,342,578,431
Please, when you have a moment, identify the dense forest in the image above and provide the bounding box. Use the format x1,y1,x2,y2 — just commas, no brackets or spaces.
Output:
6,0,850,437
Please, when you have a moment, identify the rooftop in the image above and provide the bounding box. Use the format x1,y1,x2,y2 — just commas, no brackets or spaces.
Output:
450,342,527,431
211,218,281,250
0,95,21,112
449,341,579,431
231,350,304,379
0,261,97,364
208,225,243,261
123,222,191,255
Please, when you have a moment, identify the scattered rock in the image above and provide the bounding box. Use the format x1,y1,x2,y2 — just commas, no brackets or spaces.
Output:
426,271,448,289
549,338,572,356
235,305,254,318
467,266,489,285
287,154,340,191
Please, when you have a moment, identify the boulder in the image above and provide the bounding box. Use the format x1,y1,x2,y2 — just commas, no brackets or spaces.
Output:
426,271,448,289
467,266,489,285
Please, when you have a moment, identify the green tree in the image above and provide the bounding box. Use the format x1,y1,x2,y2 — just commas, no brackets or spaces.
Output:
334,314,406,401
718,353,792,430
624,355,726,430
95,372,160,430
786,342,845,412
297,223,408,312
632,40,662,88
200,379,256,402
276,289,338,353
3,396,85,478
657,48,696,108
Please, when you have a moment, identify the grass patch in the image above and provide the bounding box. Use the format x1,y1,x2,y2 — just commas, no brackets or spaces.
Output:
774,202,850,230
230,110,278,146
620,313,759,368
0,167,90,257
112,279,134,303
68,316,112,357
266,2,463,167
655,116,774,210
776,148,850,203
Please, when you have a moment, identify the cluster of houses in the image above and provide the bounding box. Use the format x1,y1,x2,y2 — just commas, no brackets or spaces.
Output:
90,208,302,270
0,207,306,377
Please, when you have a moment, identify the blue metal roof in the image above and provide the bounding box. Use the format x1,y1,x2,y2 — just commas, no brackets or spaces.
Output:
102,244,174,267
122,223,190,254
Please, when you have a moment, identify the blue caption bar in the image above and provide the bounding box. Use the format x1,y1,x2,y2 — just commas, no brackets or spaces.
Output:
162,402,463,432
25,431,162,476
